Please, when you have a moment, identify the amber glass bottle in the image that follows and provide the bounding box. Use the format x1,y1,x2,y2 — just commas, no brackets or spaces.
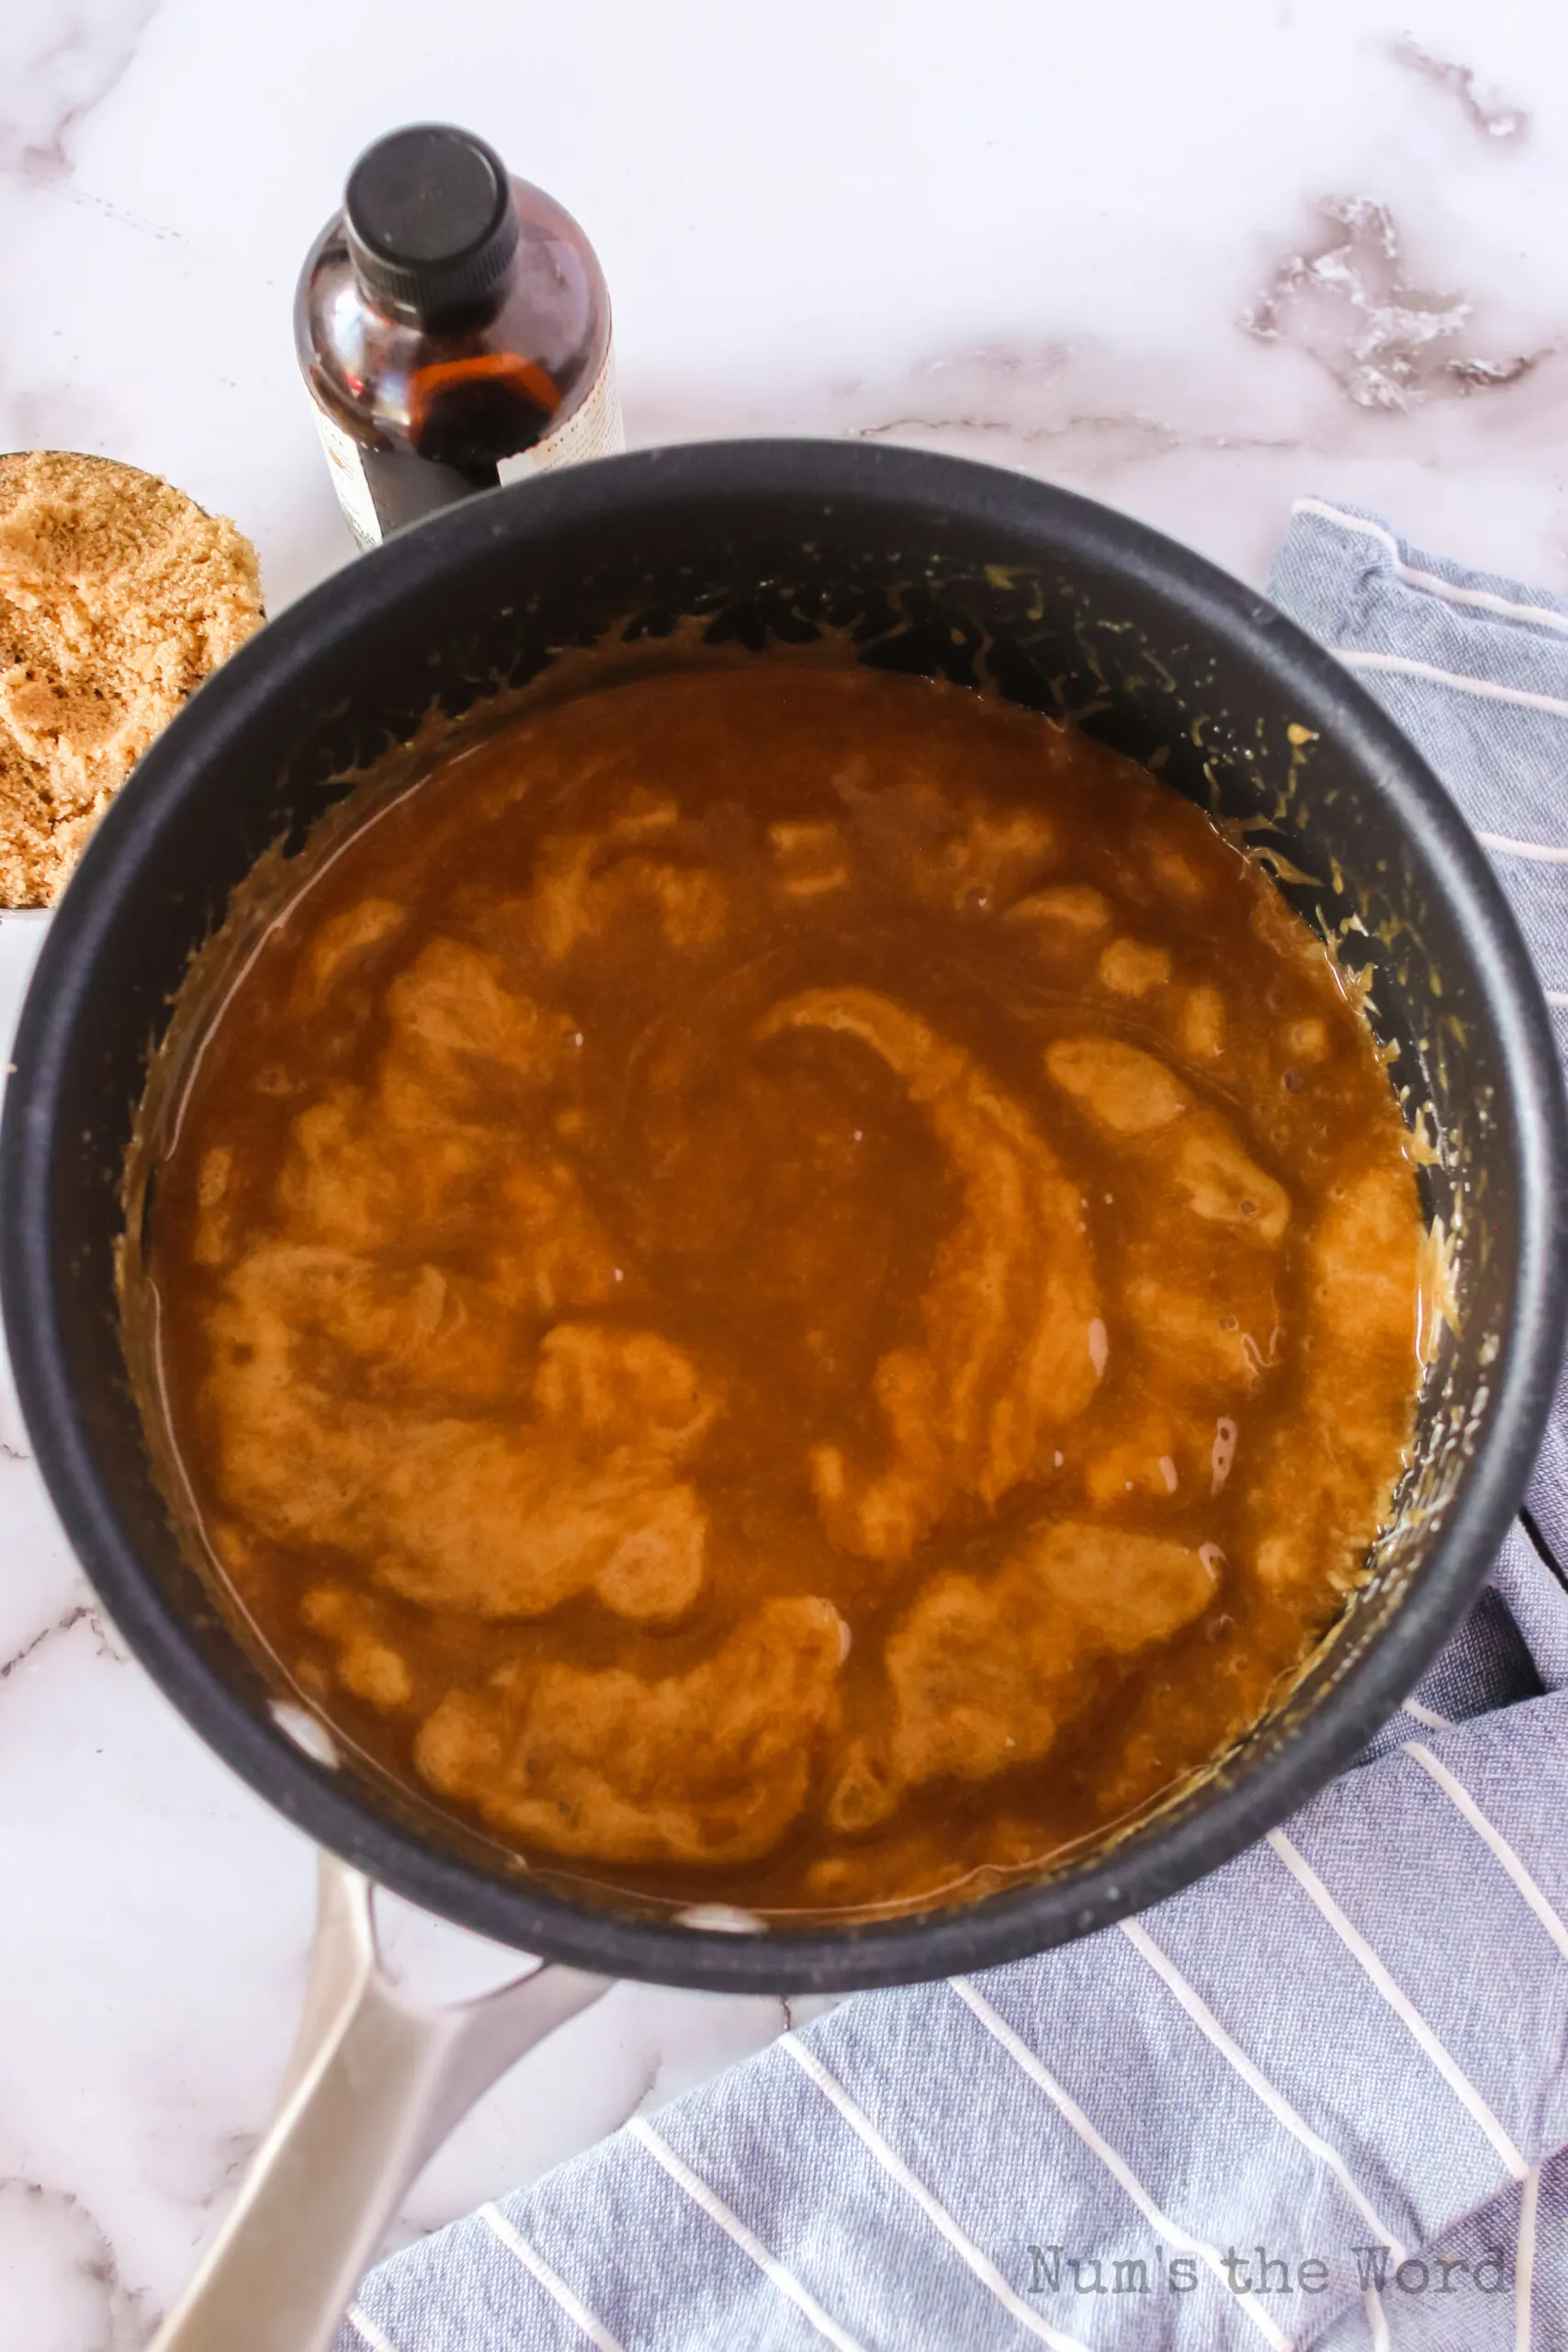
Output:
297,123,623,549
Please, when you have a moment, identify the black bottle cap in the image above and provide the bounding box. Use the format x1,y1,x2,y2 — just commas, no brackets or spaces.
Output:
344,124,519,320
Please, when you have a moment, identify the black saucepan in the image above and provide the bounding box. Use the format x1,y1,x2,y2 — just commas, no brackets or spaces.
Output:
3,440,1564,1998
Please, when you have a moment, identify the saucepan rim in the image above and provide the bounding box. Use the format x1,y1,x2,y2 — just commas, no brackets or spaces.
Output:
3,440,1563,1991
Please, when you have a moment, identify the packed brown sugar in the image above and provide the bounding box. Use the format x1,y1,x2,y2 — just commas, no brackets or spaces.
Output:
141,665,1425,1917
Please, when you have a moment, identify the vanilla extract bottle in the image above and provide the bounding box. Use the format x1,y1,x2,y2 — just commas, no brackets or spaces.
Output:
297,122,623,549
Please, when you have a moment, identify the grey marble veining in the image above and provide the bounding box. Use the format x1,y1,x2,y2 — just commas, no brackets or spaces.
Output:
2,0,1567,2341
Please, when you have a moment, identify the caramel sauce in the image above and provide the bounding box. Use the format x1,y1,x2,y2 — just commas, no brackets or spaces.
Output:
141,667,1425,1917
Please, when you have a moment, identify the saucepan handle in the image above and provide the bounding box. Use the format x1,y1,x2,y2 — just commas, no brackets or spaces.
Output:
150,1853,610,2352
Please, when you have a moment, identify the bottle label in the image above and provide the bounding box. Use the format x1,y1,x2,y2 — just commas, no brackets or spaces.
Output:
312,343,623,549
498,343,625,485
311,403,382,550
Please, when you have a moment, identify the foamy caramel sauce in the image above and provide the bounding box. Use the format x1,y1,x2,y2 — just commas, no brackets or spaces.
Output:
119,630,1470,1926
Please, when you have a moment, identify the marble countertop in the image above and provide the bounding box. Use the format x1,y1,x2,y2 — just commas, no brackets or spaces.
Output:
4,0,1567,2341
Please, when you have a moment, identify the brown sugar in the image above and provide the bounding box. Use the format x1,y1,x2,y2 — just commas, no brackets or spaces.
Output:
0,451,263,906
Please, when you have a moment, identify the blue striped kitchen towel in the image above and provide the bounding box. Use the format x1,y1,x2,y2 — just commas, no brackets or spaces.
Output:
335,502,1568,2352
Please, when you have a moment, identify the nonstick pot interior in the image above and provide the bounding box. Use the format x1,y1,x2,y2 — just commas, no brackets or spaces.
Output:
3,441,1563,1992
